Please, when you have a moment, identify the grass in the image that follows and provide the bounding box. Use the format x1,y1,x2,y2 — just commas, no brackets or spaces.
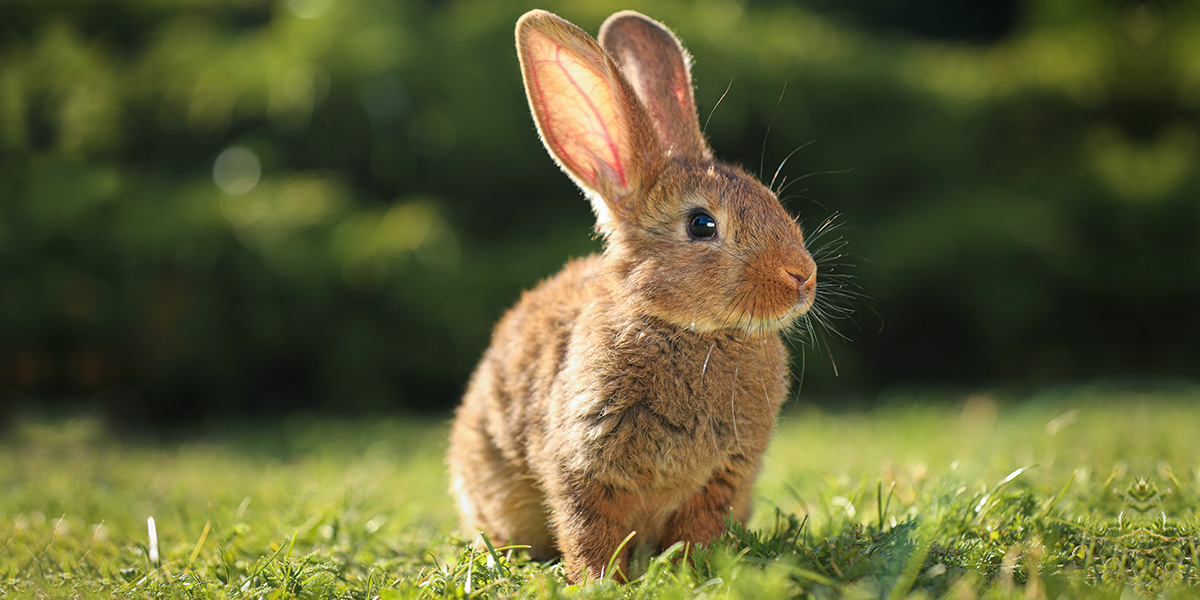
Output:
3,382,1199,599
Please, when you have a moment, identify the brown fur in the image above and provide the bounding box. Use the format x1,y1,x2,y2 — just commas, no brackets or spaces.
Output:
448,10,818,583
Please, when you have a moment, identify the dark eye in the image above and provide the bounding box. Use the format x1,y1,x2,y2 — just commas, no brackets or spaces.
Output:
688,212,717,239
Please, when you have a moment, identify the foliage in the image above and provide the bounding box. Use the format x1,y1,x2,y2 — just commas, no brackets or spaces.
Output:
3,386,1200,598
1,0,1198,417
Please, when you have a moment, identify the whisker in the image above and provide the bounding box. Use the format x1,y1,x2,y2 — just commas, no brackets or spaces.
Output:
760,82,787,181
810,234,848,254
731,362,742,454
811,308,854,343
719,290,746,329
707,403,719,455
780,192,827,210
700,341,717,380
703,78,733,135
793,339,807,401
759,369,776,427
698,334,721,455
710,243,753,269
776,165,855,201
805,213,845,247
784,166,854,185
790,314,817,348
770,140,816,193
819,327,840,377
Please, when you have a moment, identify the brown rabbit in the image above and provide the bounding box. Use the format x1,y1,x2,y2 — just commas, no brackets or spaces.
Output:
448,9,819,583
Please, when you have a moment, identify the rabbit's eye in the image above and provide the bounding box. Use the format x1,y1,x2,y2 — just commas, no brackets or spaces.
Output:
688,212,717,239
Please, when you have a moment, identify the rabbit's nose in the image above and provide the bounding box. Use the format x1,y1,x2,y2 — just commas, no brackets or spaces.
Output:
786,268,817,312
785,269,814,293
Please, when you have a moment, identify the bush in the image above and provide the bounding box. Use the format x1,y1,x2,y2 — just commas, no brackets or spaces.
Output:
2,0,1197,419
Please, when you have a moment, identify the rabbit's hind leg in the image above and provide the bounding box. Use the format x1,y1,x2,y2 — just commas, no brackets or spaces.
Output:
449,416,556,560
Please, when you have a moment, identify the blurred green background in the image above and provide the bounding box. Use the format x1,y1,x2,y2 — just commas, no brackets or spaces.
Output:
2,0,1197,424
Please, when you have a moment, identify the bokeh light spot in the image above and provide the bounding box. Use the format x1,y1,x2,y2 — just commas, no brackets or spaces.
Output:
285,0,332,20
213,147,262,195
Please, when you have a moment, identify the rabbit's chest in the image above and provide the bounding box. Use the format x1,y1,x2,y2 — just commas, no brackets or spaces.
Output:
563,329,786,489
590,396,740,488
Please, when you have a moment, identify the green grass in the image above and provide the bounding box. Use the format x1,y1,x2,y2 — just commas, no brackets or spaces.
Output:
3,383,1199,599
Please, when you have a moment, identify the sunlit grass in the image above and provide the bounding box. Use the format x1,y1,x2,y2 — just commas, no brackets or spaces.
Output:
3,383,1198,598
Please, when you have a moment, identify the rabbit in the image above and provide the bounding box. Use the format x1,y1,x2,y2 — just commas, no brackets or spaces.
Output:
448,9,819,583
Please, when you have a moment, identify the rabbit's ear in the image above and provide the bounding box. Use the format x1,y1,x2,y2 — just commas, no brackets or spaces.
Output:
599,11,711,162
517,10,661,226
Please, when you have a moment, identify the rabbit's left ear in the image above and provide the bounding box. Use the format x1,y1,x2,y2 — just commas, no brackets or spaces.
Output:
517,10,661,227
600,11,712,161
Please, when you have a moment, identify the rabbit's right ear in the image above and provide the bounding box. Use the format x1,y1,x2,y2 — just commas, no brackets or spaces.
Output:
516,10,661,228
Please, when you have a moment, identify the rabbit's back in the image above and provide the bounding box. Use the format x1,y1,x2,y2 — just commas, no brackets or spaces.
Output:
453,254,600,461
448,254,602,557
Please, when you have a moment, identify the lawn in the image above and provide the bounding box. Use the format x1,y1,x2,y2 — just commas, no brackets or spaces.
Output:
3,383,1199,599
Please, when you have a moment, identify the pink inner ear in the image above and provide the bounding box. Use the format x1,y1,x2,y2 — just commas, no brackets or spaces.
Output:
671,82,688,109
525,31,628,189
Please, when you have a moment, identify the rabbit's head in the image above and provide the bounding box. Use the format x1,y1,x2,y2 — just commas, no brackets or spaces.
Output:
517,10,816,334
